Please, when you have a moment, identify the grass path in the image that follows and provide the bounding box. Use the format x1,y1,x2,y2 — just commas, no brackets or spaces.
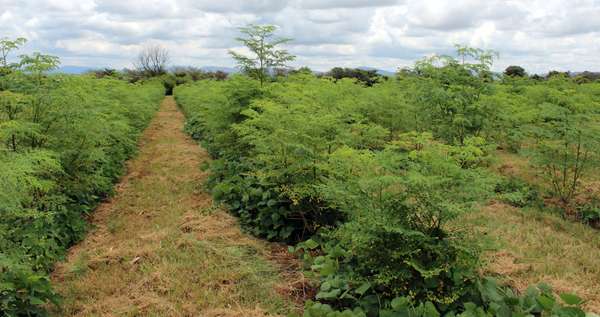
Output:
50,97,299,316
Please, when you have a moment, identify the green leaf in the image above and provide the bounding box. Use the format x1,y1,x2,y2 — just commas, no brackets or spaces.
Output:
354,282,371,295
560,293,584,306
29,297,46,305
390,297,409,310
319,261,337,276
556,307,586,317
303,239,319,250
316,288,341,300
537,295,556,310
423,301,440,317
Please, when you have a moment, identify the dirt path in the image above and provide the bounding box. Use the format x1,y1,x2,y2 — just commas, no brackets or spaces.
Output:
51,97,299,317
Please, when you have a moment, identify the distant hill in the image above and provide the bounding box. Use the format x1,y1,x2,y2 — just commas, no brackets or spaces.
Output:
357,66,396,77
200,66,238,74
53,66,93,74
55,65,239,75
169,65,239,74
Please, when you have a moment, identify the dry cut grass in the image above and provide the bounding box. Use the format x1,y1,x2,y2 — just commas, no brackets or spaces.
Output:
456,201,600,313
470,149,600,312
50,97,300,317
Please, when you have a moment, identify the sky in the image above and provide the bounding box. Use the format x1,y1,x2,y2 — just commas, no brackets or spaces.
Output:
1,0,599,73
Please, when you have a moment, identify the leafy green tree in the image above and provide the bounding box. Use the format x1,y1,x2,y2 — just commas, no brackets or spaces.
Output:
530,102,600,206
0,91,28,151
4,53,61,150
504,65,526,77
530,74,544,80
325,67,386,86
290,66,313,75
576,71,600,82
229,24,295,86
410,46,498,145
454,44,498,81
19,52,60,85
455,45,498,66
547,70,569,79
0,37,27,74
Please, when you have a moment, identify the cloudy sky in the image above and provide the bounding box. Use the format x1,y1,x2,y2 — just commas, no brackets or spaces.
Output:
1,0,599,73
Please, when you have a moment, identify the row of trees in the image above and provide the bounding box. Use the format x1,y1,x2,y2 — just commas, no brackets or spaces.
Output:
226,25,600,213
6,29,597,85
1,36,165,315
128,24,296,86
175,25,598,316
176,73,595,317
504,65,600,82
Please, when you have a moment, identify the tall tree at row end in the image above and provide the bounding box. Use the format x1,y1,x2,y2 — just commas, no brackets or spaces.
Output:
229,24,296,86
135,44,170,77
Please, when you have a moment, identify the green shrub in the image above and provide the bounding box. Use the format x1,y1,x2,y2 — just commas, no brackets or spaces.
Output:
494,177,540,207
448,136,494,168
577,196,600,226
0,71,163,314
0,254,58,316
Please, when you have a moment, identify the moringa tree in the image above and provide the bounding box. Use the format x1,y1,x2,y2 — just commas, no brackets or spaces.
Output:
0,37,27,75
19,52,60,85
229,24,295,86
411,45,499,145
529,90,600,207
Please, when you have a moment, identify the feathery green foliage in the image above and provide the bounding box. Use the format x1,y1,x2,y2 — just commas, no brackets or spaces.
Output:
229,24,296,86
0,42,164,315
175,44,598,316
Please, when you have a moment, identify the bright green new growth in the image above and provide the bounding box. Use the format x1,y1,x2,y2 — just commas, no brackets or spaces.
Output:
409,46,499,146
0,37,27,72
19,52,60,84
229,24,296,86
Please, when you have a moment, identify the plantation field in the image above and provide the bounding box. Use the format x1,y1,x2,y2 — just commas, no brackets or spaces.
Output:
174,66,600,315
2,31,600,316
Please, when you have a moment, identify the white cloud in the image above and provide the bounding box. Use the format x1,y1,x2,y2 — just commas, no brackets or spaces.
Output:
294,0,399,9
0,0,599,73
